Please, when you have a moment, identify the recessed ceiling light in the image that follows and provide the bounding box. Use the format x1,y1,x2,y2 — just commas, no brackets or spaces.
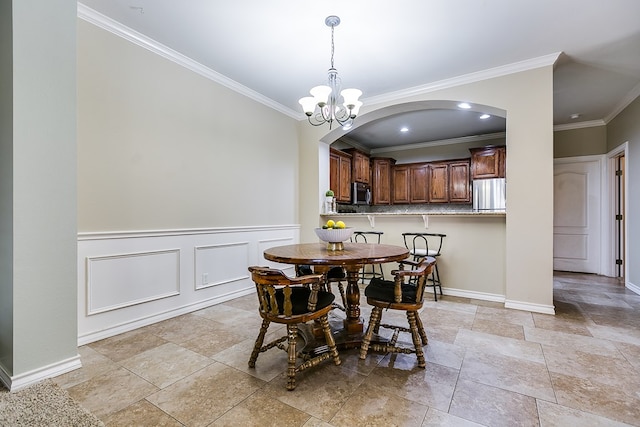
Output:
479,114,490,120
458,102,471,109
400,127,409,133
570,113,581,119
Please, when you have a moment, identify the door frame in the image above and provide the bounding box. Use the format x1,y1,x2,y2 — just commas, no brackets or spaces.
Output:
605,142,629,282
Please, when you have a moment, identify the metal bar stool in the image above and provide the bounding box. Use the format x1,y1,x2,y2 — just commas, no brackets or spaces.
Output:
401,232,446,300
350,231,385,283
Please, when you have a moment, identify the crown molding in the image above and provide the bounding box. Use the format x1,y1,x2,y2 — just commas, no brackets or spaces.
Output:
370,132,506,155
77,3,300,119
603,81,640,124
553,120,606,132
363,53,562,107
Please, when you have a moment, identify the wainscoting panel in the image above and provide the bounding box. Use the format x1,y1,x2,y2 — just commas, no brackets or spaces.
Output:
78,225,299,345
194,242,250,291
86,249,180,315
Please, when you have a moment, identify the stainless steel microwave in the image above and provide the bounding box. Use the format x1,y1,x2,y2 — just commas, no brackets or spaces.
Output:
352,182,371,205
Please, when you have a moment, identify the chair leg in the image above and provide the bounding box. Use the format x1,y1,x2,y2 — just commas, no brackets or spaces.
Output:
336,282,347,308
248,318,270,368
359,306,382,360
319,315,341,366
415,313,428,345
286,324,298,390
407,311,426,368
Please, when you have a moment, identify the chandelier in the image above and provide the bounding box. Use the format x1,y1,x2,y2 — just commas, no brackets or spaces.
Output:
299,16,363,129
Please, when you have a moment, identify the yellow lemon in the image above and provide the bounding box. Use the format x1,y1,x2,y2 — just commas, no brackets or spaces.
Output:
335,220,346,229
326,220,335,228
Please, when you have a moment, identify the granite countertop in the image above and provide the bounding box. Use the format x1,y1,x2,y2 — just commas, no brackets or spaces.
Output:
320,211,506,217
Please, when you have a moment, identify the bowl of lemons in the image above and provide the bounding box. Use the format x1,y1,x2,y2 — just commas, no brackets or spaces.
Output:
315,220,354,251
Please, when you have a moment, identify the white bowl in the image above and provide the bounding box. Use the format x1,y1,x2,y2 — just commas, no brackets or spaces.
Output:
314,227,354,243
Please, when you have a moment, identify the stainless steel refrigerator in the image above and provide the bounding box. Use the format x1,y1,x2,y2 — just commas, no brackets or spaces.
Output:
472,178,506,211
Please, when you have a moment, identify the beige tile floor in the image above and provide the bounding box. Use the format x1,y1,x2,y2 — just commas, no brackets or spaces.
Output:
54,272,640,426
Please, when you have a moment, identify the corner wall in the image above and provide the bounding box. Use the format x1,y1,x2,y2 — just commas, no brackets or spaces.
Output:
1,0,78,390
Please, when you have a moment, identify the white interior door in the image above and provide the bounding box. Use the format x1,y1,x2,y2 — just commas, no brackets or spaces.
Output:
553,158,602,273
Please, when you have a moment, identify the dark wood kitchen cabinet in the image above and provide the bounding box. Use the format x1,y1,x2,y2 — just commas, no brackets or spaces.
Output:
470,146,505,179
428,160,471,203
409,163,429,203
428,163,449,203
392,165,410,204
448,160,471,203
344,148,370,184
372,157,395,205
329,148,352,203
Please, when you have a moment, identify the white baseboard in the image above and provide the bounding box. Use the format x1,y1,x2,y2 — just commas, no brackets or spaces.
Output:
443,287,555,315
0,355,82,392
626,280,640,296
504,299,555,315
443,287,505,303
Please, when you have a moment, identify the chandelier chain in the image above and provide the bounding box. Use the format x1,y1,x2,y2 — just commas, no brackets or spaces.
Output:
330,23,335,70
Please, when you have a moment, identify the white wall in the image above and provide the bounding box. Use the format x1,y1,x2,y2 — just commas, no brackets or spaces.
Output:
1,0,78,390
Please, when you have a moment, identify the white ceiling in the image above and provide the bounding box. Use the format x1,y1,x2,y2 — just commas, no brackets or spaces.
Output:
78,0,640,151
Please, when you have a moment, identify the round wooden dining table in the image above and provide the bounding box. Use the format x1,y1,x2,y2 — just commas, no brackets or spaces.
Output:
263,242,409,335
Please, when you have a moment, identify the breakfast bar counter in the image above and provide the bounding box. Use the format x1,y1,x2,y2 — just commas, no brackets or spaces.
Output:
316,211,507,302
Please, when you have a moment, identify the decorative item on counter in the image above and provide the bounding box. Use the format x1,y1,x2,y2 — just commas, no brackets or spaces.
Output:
315,219,353,251
324,189,336,214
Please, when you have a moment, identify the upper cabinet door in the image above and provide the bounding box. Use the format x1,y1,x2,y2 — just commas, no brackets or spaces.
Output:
470,146,505,179
409,164,429,203
428,163,449,203
392,165,410,204
345,148,370,184
329,149,352,203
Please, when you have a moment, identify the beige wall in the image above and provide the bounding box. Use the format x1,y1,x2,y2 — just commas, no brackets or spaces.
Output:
554,125,607,158
300,66,555,312
607,95,640,288
78,20,299,232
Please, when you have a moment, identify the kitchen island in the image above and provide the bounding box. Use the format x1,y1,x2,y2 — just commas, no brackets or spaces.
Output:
319,210,506,302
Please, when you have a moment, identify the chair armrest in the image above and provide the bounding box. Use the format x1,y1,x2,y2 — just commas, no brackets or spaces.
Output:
391,263,429,279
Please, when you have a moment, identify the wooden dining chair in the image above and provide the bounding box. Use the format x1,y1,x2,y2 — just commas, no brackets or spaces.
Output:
248,266,341,390
358,256,436,368
296,264,347,311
